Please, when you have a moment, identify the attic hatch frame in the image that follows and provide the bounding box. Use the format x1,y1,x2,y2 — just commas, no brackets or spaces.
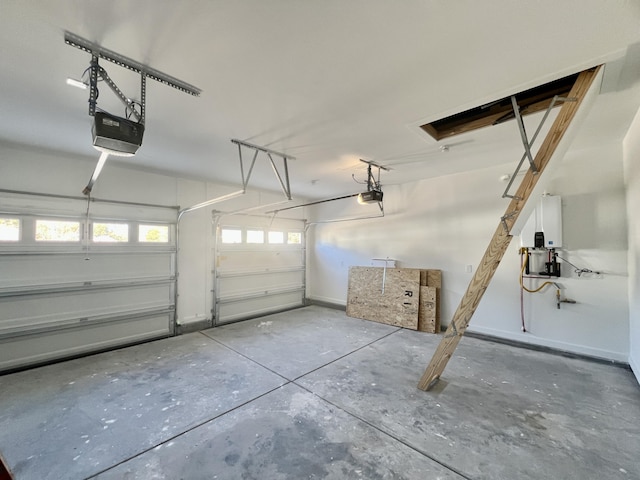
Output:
64,32,201,194
419,72,579,141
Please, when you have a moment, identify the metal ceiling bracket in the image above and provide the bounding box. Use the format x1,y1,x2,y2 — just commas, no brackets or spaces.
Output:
232,139,294,200
359,159,388,192
140,74,147,122
88,55,99,116
502,95,577,199
64,31,201,96
240,148,259,191
98,66,143,123
267,153,291,200
65,31,200,122
179,139,296,218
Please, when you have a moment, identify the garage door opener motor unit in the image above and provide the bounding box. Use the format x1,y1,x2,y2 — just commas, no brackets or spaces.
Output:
92,112,144,157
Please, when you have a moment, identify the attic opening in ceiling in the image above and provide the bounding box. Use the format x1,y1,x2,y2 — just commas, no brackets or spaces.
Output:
420,71,580,141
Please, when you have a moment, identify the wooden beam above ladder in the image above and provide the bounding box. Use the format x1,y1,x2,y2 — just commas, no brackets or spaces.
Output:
417,65,602,391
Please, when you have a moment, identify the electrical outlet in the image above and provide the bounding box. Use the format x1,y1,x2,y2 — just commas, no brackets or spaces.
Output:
465,264,473,273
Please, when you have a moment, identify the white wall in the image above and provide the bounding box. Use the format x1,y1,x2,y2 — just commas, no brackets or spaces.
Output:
623,108,640,382
0,142,303,330
307,144,630,362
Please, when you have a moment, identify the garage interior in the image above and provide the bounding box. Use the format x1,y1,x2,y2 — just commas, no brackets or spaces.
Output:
1,2,640,479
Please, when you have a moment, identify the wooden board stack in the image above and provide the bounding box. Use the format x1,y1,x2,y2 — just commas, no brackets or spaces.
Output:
346,266,441,333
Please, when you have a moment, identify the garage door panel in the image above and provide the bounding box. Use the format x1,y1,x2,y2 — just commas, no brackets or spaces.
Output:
0,312,172,372
218,270,304,297
0,284,173,327
218,250,303,270
218,291,305,323
0,252,174,289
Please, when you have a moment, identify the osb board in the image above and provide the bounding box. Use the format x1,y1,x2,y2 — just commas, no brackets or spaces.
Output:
410,269,442,333
426,270,442,288
346,267,420,329
416,269,441,288
418,286,437,333
427,270,442,332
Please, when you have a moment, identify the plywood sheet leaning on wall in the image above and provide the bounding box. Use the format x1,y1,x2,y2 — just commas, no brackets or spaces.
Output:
346,266,420,329
418,286,437,333
412,269,442,333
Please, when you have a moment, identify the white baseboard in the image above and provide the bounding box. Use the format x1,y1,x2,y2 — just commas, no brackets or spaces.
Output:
467,325,629,363
307,295,346,307
630,352,640,385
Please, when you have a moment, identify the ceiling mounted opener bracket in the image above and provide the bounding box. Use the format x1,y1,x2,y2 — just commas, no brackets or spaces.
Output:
180,139,296,217
64,31,201,97
502,95,577,200
359,159,388,212
231,139,294,200
360,159,390,190
96,62,144,123
65,31,201,195
65,31,201,121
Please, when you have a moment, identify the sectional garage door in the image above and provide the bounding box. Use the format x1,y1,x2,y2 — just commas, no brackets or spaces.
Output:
0,191,177,373
213,215,306,324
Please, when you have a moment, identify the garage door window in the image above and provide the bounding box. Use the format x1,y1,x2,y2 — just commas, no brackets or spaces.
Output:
35,220,80,242
93,222,129,243
287,232,302,245
246,230,264,244
0,218,20,241
139,224,169,243
221,228,242,244
268,231,284,244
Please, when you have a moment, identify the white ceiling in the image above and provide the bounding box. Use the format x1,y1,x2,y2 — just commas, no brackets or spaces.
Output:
1,1,640,200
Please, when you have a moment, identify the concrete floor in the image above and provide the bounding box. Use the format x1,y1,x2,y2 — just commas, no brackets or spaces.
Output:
0,305,638,480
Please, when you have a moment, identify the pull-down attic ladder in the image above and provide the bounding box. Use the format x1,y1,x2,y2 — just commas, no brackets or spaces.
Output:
418,66,603,391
